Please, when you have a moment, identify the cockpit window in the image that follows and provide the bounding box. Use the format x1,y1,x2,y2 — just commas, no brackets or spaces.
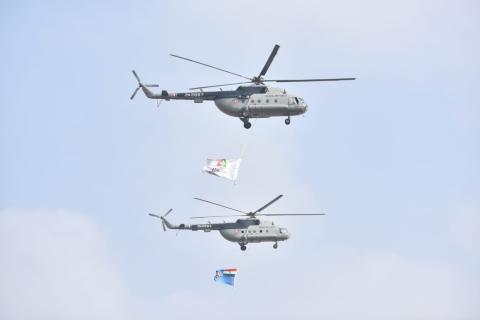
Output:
294,97,299,104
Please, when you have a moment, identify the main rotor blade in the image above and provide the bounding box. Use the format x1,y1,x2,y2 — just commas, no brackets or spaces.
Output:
149,213,161,219
253,194,283,214
190,213,326,218
189,81,253,90
265,78,356,82
258,44,280,78
190,214,246,219
256,213,326,216
193,197,248,214
170,54,252,81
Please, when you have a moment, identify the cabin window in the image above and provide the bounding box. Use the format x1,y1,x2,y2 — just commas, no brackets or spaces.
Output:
266,99,270,103
250,100,255,104
274,99,278,103
260,230,263,233
257,99,261,103
241,230,245,233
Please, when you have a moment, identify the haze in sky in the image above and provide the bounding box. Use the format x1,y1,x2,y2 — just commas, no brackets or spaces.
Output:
1,0,479,319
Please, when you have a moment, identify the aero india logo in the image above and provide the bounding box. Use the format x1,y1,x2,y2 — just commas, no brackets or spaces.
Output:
216,159,228,168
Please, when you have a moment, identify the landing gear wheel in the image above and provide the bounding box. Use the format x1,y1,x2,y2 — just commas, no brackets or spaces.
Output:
240,117,252,129
273,242,278,249
240,245,247,251
285,117,291,125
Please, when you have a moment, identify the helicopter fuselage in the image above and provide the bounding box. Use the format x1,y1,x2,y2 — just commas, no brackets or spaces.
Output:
214,91,307,119
140,84,307,127
217,219,290,244
161,216,290,248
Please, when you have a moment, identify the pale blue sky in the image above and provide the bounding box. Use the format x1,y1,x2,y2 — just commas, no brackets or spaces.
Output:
1,1,479,319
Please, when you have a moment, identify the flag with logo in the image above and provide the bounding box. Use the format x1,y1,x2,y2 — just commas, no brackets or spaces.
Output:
203,159,241,181
214,268,238,287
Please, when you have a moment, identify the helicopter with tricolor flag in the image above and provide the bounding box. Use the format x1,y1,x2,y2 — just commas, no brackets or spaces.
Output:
149,194,324,251
131,44,355,129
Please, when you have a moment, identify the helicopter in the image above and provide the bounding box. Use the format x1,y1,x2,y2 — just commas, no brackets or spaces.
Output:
131,44,355,129
149,194,324,251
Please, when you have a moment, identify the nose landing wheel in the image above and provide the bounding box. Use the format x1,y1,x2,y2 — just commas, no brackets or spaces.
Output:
285,117,291,125
240,245,247,251
273,242,278,249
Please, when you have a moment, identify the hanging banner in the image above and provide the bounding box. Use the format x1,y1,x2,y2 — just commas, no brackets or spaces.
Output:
214,268,238,287
203,158,241,181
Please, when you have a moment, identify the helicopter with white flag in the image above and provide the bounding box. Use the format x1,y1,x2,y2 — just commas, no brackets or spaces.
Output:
149,194,324,251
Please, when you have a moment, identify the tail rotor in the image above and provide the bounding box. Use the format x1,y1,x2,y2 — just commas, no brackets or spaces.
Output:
149,208,173,232
130,70,159,100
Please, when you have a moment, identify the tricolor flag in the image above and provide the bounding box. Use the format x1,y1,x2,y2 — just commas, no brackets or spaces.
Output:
214,268,238,287
203,159,241,181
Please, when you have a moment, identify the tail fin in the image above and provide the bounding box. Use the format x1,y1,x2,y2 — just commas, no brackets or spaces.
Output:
149,208,174,231
130,70,159,100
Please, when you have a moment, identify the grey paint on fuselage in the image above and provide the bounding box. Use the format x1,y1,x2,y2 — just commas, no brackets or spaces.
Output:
161,216,290,245
141,84,307,119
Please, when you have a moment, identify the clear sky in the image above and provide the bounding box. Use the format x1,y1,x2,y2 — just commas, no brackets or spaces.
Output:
1,0,479,319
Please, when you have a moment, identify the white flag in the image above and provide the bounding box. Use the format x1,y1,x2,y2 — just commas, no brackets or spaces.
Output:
203,158,242,181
